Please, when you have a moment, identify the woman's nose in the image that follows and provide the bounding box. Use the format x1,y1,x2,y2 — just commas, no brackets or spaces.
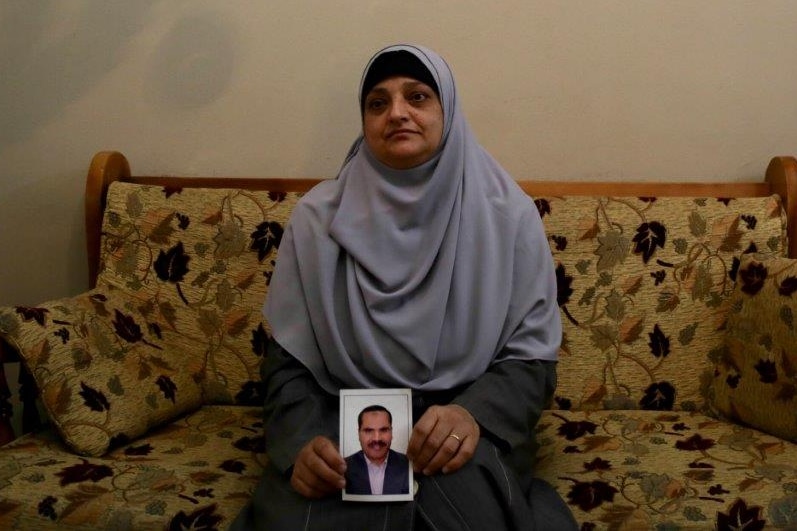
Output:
388,98,408,120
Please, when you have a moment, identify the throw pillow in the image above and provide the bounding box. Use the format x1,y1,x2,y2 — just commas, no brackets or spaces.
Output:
707,253,797,442
0,286,204,456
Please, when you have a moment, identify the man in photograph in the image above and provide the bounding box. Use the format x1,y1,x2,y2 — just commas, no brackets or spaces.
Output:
345,405,409,495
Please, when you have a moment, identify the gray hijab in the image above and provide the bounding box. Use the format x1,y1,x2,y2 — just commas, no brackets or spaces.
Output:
264,44,560,394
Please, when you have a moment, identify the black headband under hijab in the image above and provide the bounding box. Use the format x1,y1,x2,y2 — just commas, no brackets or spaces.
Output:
360,50,439,113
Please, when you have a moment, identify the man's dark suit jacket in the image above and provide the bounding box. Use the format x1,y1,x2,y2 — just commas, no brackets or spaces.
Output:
345,449,410,495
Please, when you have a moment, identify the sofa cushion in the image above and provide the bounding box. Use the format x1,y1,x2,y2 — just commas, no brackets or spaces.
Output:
534,409,797,529
95,182,299,405
540,194,786,411
0,405,265,529
0,286,204,456
706,253,797,443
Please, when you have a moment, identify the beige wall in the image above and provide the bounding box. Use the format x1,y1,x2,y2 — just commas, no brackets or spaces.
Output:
1,1,797,306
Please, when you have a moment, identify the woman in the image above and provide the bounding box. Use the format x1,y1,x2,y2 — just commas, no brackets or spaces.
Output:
231,43,576,530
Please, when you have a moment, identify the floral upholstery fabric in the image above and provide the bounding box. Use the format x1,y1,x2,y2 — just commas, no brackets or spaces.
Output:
535,409,797,530
96,182,298,405
707,253,797,444
538,195,786,412
0,286,204,456
0,406,266,530
0,182,793,530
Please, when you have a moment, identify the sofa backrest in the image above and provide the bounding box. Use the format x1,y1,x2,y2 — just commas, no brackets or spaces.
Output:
97,181,788,412
538,194,786,412
98,182,300,405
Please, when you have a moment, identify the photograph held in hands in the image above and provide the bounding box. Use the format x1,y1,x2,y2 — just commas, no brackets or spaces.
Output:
340,388,414,502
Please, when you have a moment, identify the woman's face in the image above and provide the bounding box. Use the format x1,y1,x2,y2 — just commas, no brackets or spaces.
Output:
362,76,444,169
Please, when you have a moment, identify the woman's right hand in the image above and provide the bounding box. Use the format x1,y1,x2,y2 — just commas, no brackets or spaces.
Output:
290,436,347,498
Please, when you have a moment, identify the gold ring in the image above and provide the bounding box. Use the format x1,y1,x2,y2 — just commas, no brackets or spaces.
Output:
448,433,462,443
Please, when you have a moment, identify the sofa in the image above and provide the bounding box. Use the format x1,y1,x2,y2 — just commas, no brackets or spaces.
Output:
2,150,797,530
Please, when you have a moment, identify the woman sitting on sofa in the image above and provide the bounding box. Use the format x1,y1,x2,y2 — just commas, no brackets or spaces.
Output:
231,43,576,530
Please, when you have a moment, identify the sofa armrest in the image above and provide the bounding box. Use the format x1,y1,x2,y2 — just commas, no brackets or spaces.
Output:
0,340,14,445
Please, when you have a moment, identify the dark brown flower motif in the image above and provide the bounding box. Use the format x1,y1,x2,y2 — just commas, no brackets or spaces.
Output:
740,214,758,230
79,382,110,412
37,495,57,520
251,323,269,357
556,263,579,326
551,235,567,251
55,459,113,486
534,198,551,218
124,443,154,456
163,186,183,198
250,221,284,262
54,328,70,344
565,480,618,511
176,213,190,230
709,484,730,495
639,381,675,410
557,419,598,441
268,191,286,203
555,396,572,410
233,436,265,453
632,221,666,263
234,380,265,406
584,458,611,471
168,504,223,531
739,262,768,296
716,499,765,531
15,306,49,326
676,434,716,451
651,270,666,286
754,359,778,383
154,242,191,304
220,460,246,474
112,309,161,350
779,276,797,296
156,375,177,403
648,324,670,358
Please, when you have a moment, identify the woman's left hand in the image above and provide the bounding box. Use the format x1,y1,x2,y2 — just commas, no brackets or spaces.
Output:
407,404,480,476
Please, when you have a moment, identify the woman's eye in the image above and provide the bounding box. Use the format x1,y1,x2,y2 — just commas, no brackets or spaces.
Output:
367,99,386,111
410,92,428,102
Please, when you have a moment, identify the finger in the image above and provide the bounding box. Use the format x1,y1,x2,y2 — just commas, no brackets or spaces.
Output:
293,457,344,497
419,432,463,475
413,421,455,473
305,445,346,489
407,408,440,459
313,437,347,475
441,435,477,474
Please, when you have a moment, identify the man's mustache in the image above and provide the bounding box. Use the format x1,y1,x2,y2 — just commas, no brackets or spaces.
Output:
368,440,388,449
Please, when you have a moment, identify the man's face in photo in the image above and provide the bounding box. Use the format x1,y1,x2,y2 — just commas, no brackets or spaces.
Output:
358,410,393,463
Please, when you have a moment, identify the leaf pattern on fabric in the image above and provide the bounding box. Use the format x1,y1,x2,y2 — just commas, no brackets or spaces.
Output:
156,375,178,404
716,499,765,531
56,460,113,486
168,504,223,531
15,306,49,326
154,242,191,304
648,324,670,358
249,221,284,262
739,262,767,295
632,221,666,263
564,479,618,511
79,382,110,413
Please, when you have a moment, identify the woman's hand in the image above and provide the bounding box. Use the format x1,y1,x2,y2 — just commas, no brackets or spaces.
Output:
407,404,480,476
290,436,347,499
